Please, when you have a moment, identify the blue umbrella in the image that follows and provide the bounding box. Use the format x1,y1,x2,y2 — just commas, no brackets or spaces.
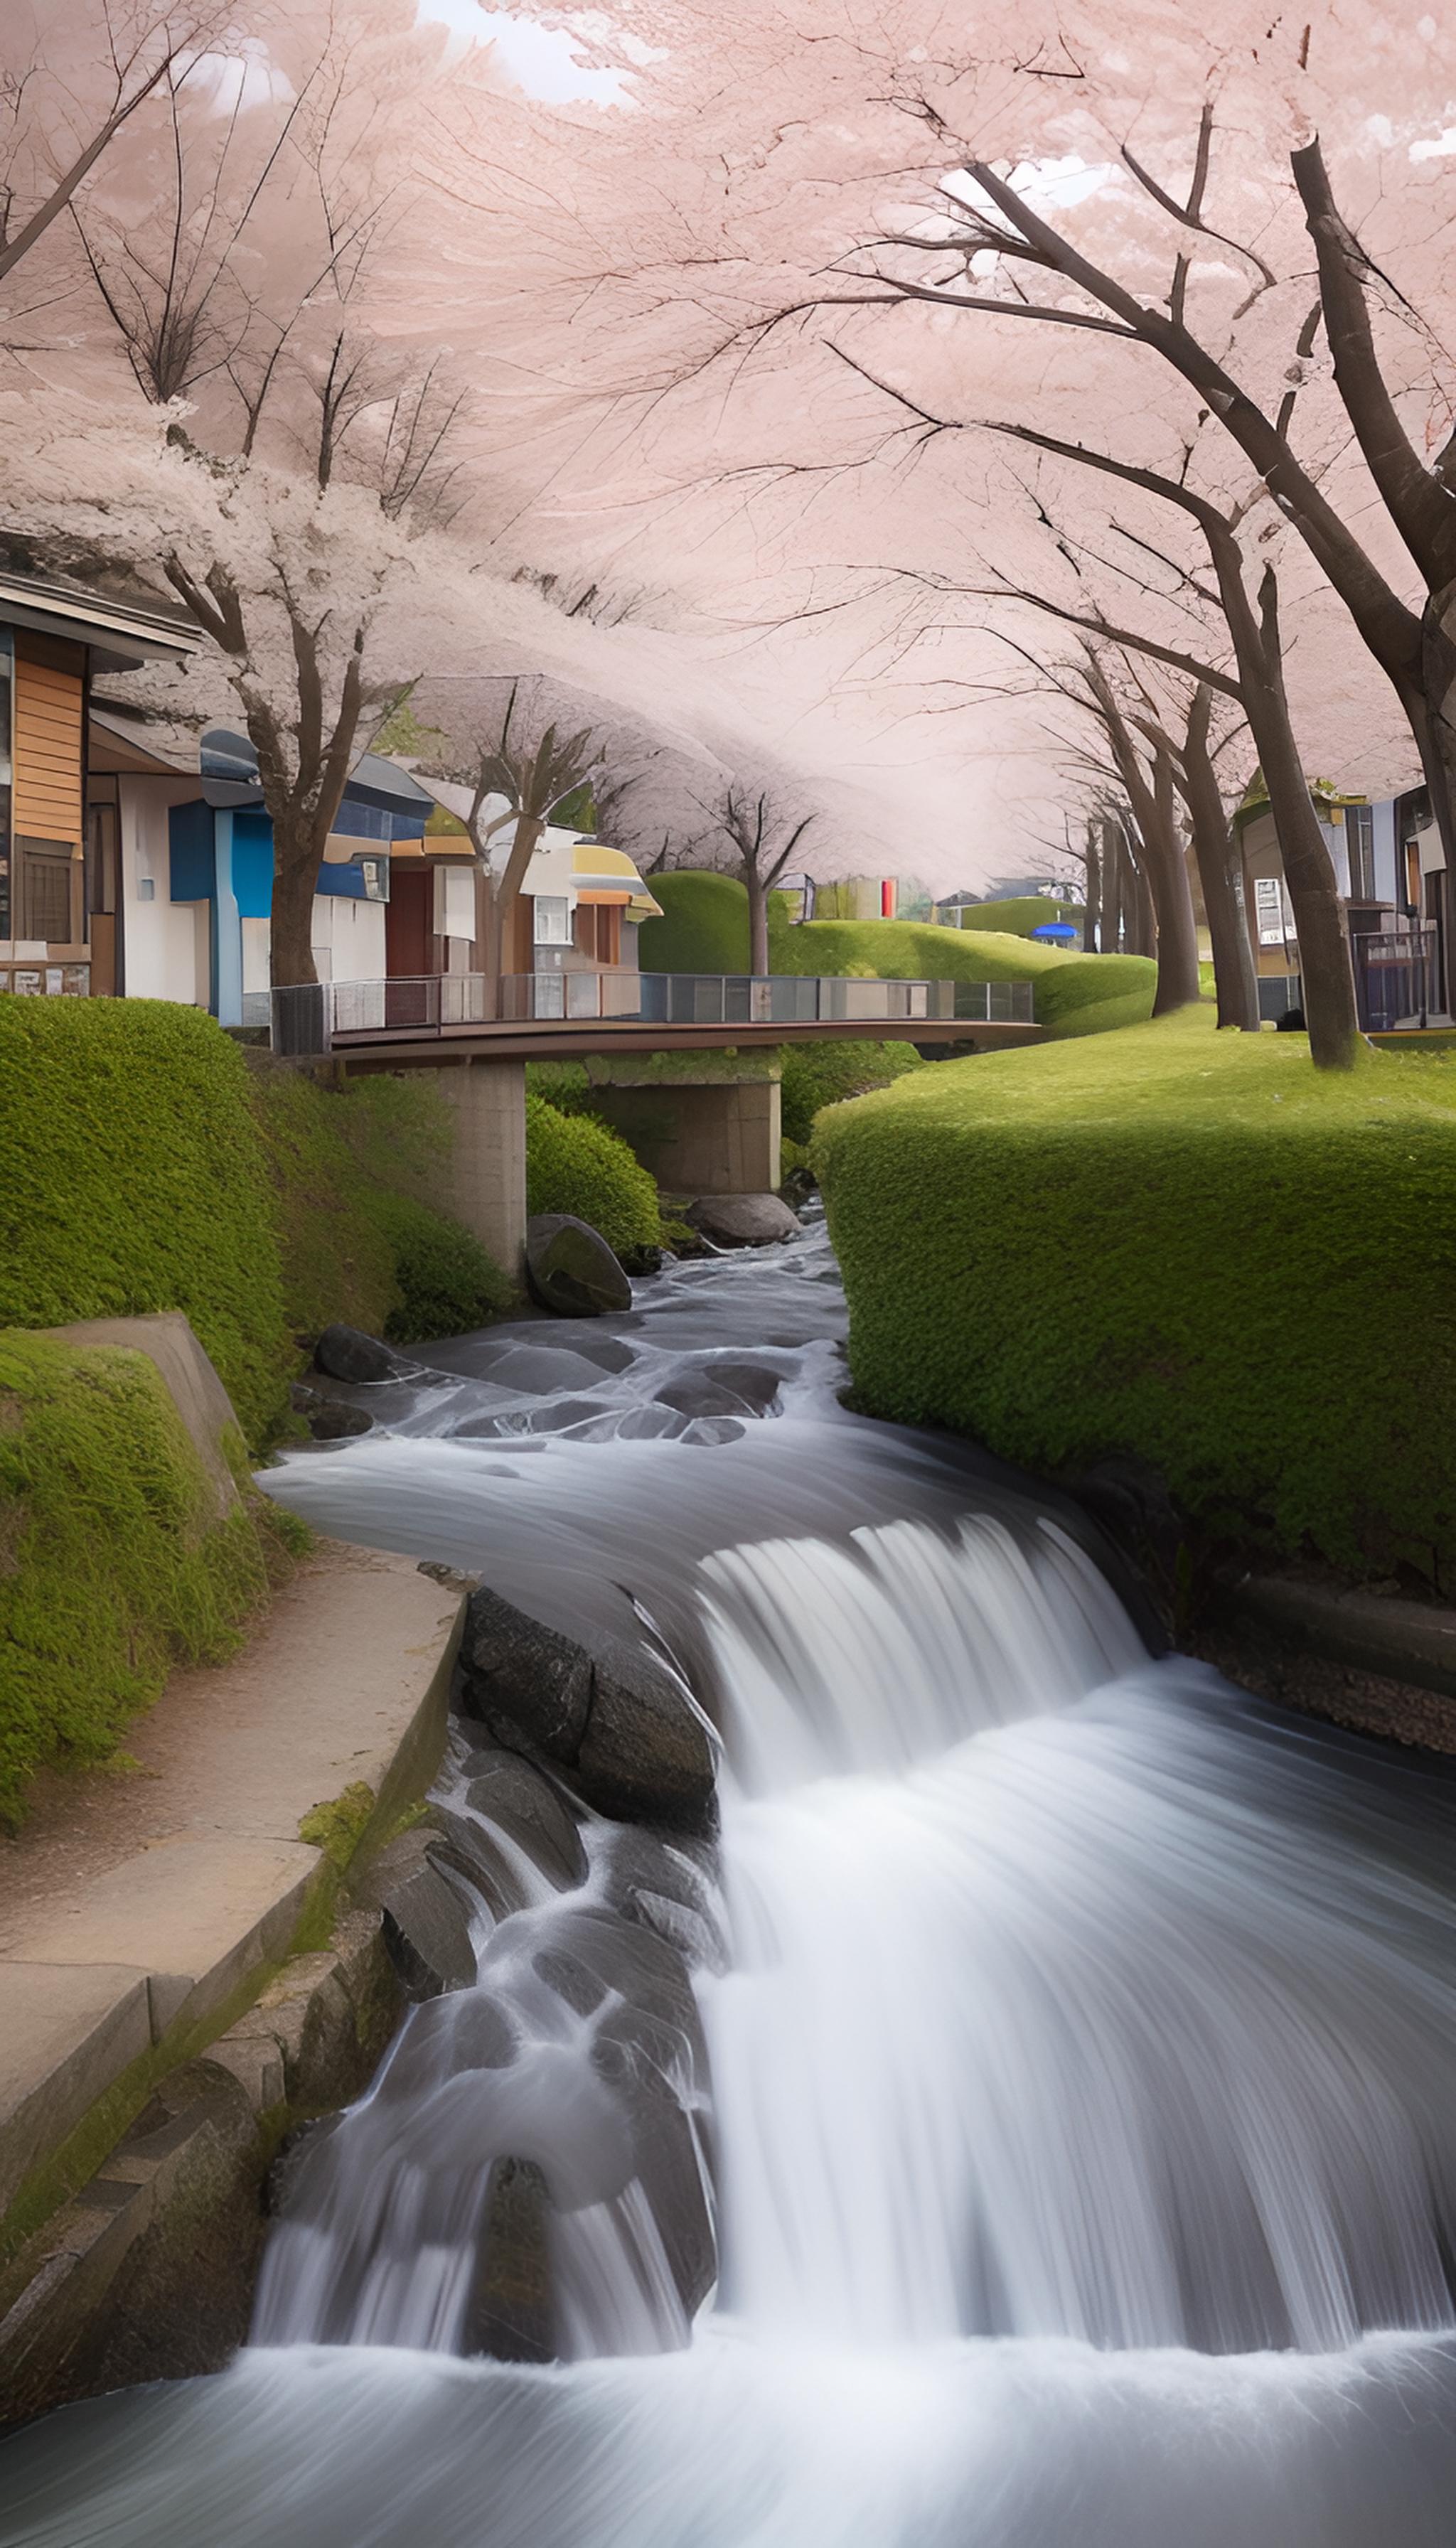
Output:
1030,922,1078,943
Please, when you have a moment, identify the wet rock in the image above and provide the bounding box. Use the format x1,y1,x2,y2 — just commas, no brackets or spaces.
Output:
308,1401,373,1441
461,2156,555,2362
456,1587,717,1835
525,1214,633,1317
463,1750,588,1892
314,1324,419,1385
654,1376,751,1420
427,1757,587,1919
682,1193,800,1248
576,1641,717,1835
705,1357,784,1411
459,1583,595,1759
527,1905,716,2322
379,1862,478,2000
598,1828,727,1971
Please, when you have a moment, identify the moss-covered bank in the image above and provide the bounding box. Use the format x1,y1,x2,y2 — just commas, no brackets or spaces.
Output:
815,1007,1456,1588
0,1332,299,1826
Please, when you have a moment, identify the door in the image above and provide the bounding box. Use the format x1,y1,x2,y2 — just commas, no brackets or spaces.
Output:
384,864,433,1026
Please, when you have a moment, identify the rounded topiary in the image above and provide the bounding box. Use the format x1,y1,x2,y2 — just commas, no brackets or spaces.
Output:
637,871,750,973
525,1094,663,1260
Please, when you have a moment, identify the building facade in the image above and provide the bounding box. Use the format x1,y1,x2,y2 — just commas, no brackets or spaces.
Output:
1237,783,1447,1029
0,577,195,1001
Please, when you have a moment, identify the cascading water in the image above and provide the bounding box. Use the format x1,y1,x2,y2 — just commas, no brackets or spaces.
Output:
6,1211,1456,2548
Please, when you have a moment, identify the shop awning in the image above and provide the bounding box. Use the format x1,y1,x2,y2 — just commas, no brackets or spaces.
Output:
572,842,663,921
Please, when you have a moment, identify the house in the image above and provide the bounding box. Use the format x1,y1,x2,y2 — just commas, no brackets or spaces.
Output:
0,574,196,1000
83,734,662,1024
1236,779,1446,1028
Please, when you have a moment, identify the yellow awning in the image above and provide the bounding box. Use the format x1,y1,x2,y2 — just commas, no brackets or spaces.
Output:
572,841,662,921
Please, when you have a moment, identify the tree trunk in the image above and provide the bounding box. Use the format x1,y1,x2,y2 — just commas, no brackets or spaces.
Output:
1101,815,1123,952
486,812,545,1014
1211,552,1361,1067
270,820,320,987
1091,670,1199,1011
745,869,769,975
1131,840,1157,957
1083,816,1103,952
1182,689,1260,1032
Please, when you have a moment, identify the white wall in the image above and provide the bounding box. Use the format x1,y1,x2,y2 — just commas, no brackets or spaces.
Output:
310,893,386,985
118,777,210,1005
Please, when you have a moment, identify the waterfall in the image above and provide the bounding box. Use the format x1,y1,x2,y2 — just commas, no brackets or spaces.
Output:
6,1216,1456,2547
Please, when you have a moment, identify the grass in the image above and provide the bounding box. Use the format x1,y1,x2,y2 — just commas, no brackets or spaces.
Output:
0,1332,296,1826
814,1005,1456,1588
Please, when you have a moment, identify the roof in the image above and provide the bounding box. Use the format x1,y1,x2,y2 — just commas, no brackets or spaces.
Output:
87,707,192,777
571,840,663,921
0,573,197,672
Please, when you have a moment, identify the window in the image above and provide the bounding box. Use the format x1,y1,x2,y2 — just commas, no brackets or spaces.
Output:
1253,874,1290,947
16,841,75,942
533,894,572,945
1346,804,1376,901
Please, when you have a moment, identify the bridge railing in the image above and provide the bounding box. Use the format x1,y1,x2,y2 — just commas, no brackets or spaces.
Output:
269,971,1035,1053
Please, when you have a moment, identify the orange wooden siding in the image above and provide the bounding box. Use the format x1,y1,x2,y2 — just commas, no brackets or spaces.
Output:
14,655,84,851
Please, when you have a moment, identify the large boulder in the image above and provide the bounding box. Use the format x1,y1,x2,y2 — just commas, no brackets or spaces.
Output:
525,1214,633,1317
456,1583,718,1836
681,1193,800,1249
314,1324,419,1386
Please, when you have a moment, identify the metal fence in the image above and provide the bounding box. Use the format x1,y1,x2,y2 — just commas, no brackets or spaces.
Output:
268,970,1037,1053
1354,927,1440,1033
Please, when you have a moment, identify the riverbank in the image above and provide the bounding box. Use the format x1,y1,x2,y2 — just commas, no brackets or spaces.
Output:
0,1537,464,2425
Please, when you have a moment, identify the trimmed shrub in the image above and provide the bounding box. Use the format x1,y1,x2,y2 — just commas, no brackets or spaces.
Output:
525,1094,663,1260
525,1059,597,1116
637,871,750,973
0,1332,293,1825
1034,953,1158,1040
768,912,1065,987
958,896,1084,938
364,1189,516,1342
778,1038,924,1143
814,1007,1456,1587
0,1000,293,1448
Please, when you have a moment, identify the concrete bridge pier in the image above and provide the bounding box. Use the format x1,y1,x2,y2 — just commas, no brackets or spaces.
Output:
584,1063,782,1197
429,1057,528,1279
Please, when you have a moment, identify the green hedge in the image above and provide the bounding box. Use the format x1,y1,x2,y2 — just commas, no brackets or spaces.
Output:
768,911,1066,985
778,1039,924,1143
1034,953,1157,1040
525,1094,663,1260
0,1333,293,1825
0,1007,513,1459
637,871,749,972
958,896,1084,937
0,1001,293,1448
814,1007,1456,1586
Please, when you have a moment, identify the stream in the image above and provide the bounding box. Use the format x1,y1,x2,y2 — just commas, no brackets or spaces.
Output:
5,1211,1456,2544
